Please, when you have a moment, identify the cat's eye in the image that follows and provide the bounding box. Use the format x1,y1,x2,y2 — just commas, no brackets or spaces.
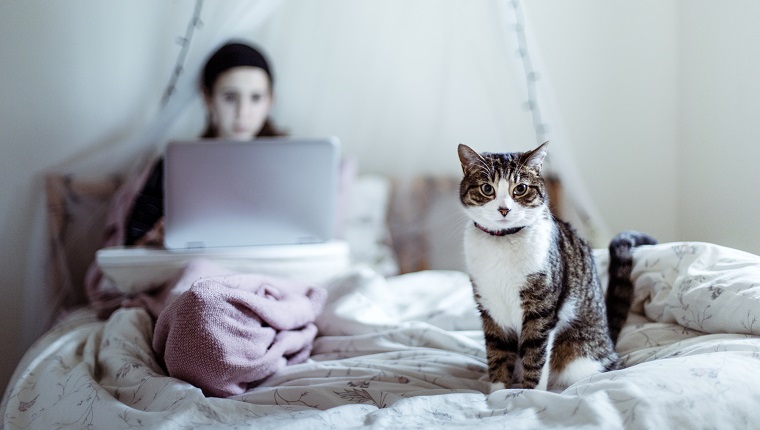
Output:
480,183,495,196
513,184,529,197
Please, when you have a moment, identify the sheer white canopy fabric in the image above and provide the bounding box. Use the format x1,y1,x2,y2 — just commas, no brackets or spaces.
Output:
31,0,610,336
51,0,608,232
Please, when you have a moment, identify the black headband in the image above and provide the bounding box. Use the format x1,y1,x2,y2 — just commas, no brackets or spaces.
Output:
201,42,273,92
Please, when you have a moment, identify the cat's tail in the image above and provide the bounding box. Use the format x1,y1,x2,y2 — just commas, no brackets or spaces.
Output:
606,231,658,345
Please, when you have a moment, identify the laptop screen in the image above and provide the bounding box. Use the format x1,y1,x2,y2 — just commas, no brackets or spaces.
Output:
163,136,340,249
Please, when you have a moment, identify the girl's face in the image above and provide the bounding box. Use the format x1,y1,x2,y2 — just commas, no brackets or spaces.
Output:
206,66,273,140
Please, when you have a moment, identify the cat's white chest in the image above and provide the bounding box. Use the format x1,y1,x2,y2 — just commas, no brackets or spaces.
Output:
464,222,552,333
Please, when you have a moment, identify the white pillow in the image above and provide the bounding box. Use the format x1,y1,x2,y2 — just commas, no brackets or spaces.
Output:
631,241,760,335
342,175,399,276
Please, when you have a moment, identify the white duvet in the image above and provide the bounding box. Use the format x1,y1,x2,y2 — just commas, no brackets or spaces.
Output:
4,241,760,429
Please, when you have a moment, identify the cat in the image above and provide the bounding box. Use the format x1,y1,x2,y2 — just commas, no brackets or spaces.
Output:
457,142,656,391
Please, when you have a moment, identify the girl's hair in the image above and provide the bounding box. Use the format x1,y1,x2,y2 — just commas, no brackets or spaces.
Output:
200,41,285,138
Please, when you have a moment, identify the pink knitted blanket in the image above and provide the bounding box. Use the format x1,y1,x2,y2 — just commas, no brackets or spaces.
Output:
151,260,327,398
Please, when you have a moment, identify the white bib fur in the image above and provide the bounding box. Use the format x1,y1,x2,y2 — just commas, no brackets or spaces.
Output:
463,218,553,334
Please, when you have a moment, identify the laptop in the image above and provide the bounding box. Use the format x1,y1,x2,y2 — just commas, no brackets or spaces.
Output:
163,136,340,249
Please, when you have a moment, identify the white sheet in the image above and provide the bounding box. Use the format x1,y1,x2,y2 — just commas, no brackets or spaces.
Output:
4,242,760,429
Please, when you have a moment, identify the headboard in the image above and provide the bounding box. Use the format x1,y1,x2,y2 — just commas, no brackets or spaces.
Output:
46,173,123,309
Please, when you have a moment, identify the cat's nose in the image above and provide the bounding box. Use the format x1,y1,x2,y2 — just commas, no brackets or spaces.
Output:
498,207,509,217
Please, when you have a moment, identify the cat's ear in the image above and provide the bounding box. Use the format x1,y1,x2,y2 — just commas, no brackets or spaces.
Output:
458,144,483,173
526,141,549,170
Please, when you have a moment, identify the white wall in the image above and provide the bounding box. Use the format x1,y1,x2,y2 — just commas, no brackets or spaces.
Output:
526,1,678,244
678,1,760,253
1,0,756,395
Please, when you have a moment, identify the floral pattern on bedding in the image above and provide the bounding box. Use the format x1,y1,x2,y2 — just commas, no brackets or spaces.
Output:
5,243,760,429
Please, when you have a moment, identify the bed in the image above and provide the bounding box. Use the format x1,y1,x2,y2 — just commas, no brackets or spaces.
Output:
4,172,760,429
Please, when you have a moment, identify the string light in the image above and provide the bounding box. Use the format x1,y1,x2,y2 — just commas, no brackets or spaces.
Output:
161,0,205,106
510,0,547,145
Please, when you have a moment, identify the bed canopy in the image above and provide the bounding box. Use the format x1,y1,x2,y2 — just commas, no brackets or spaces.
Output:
31,0,610,338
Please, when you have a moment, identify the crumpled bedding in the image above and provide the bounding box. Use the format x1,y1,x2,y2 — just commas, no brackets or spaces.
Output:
5,241,760,429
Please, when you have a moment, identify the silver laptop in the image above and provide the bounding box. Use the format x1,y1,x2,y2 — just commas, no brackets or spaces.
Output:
163,136,340,249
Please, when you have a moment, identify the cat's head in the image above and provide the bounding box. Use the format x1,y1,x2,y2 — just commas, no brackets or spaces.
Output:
457,143,549,233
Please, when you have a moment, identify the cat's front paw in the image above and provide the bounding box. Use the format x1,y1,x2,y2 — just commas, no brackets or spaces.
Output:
489,382,507,393
509,382,526,390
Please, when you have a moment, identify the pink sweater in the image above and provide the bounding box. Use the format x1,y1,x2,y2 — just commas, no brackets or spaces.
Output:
152,260,327,398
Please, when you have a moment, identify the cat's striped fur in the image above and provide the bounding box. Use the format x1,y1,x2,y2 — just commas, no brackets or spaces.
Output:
457,142,656,390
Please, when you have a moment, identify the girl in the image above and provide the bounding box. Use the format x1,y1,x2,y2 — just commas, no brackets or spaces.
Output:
86,41,285,317
125,41,285,246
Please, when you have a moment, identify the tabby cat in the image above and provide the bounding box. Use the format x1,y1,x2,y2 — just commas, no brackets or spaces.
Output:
457,142,656,391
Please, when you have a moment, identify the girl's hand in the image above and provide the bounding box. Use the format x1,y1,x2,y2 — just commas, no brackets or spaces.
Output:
135,217,165,247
